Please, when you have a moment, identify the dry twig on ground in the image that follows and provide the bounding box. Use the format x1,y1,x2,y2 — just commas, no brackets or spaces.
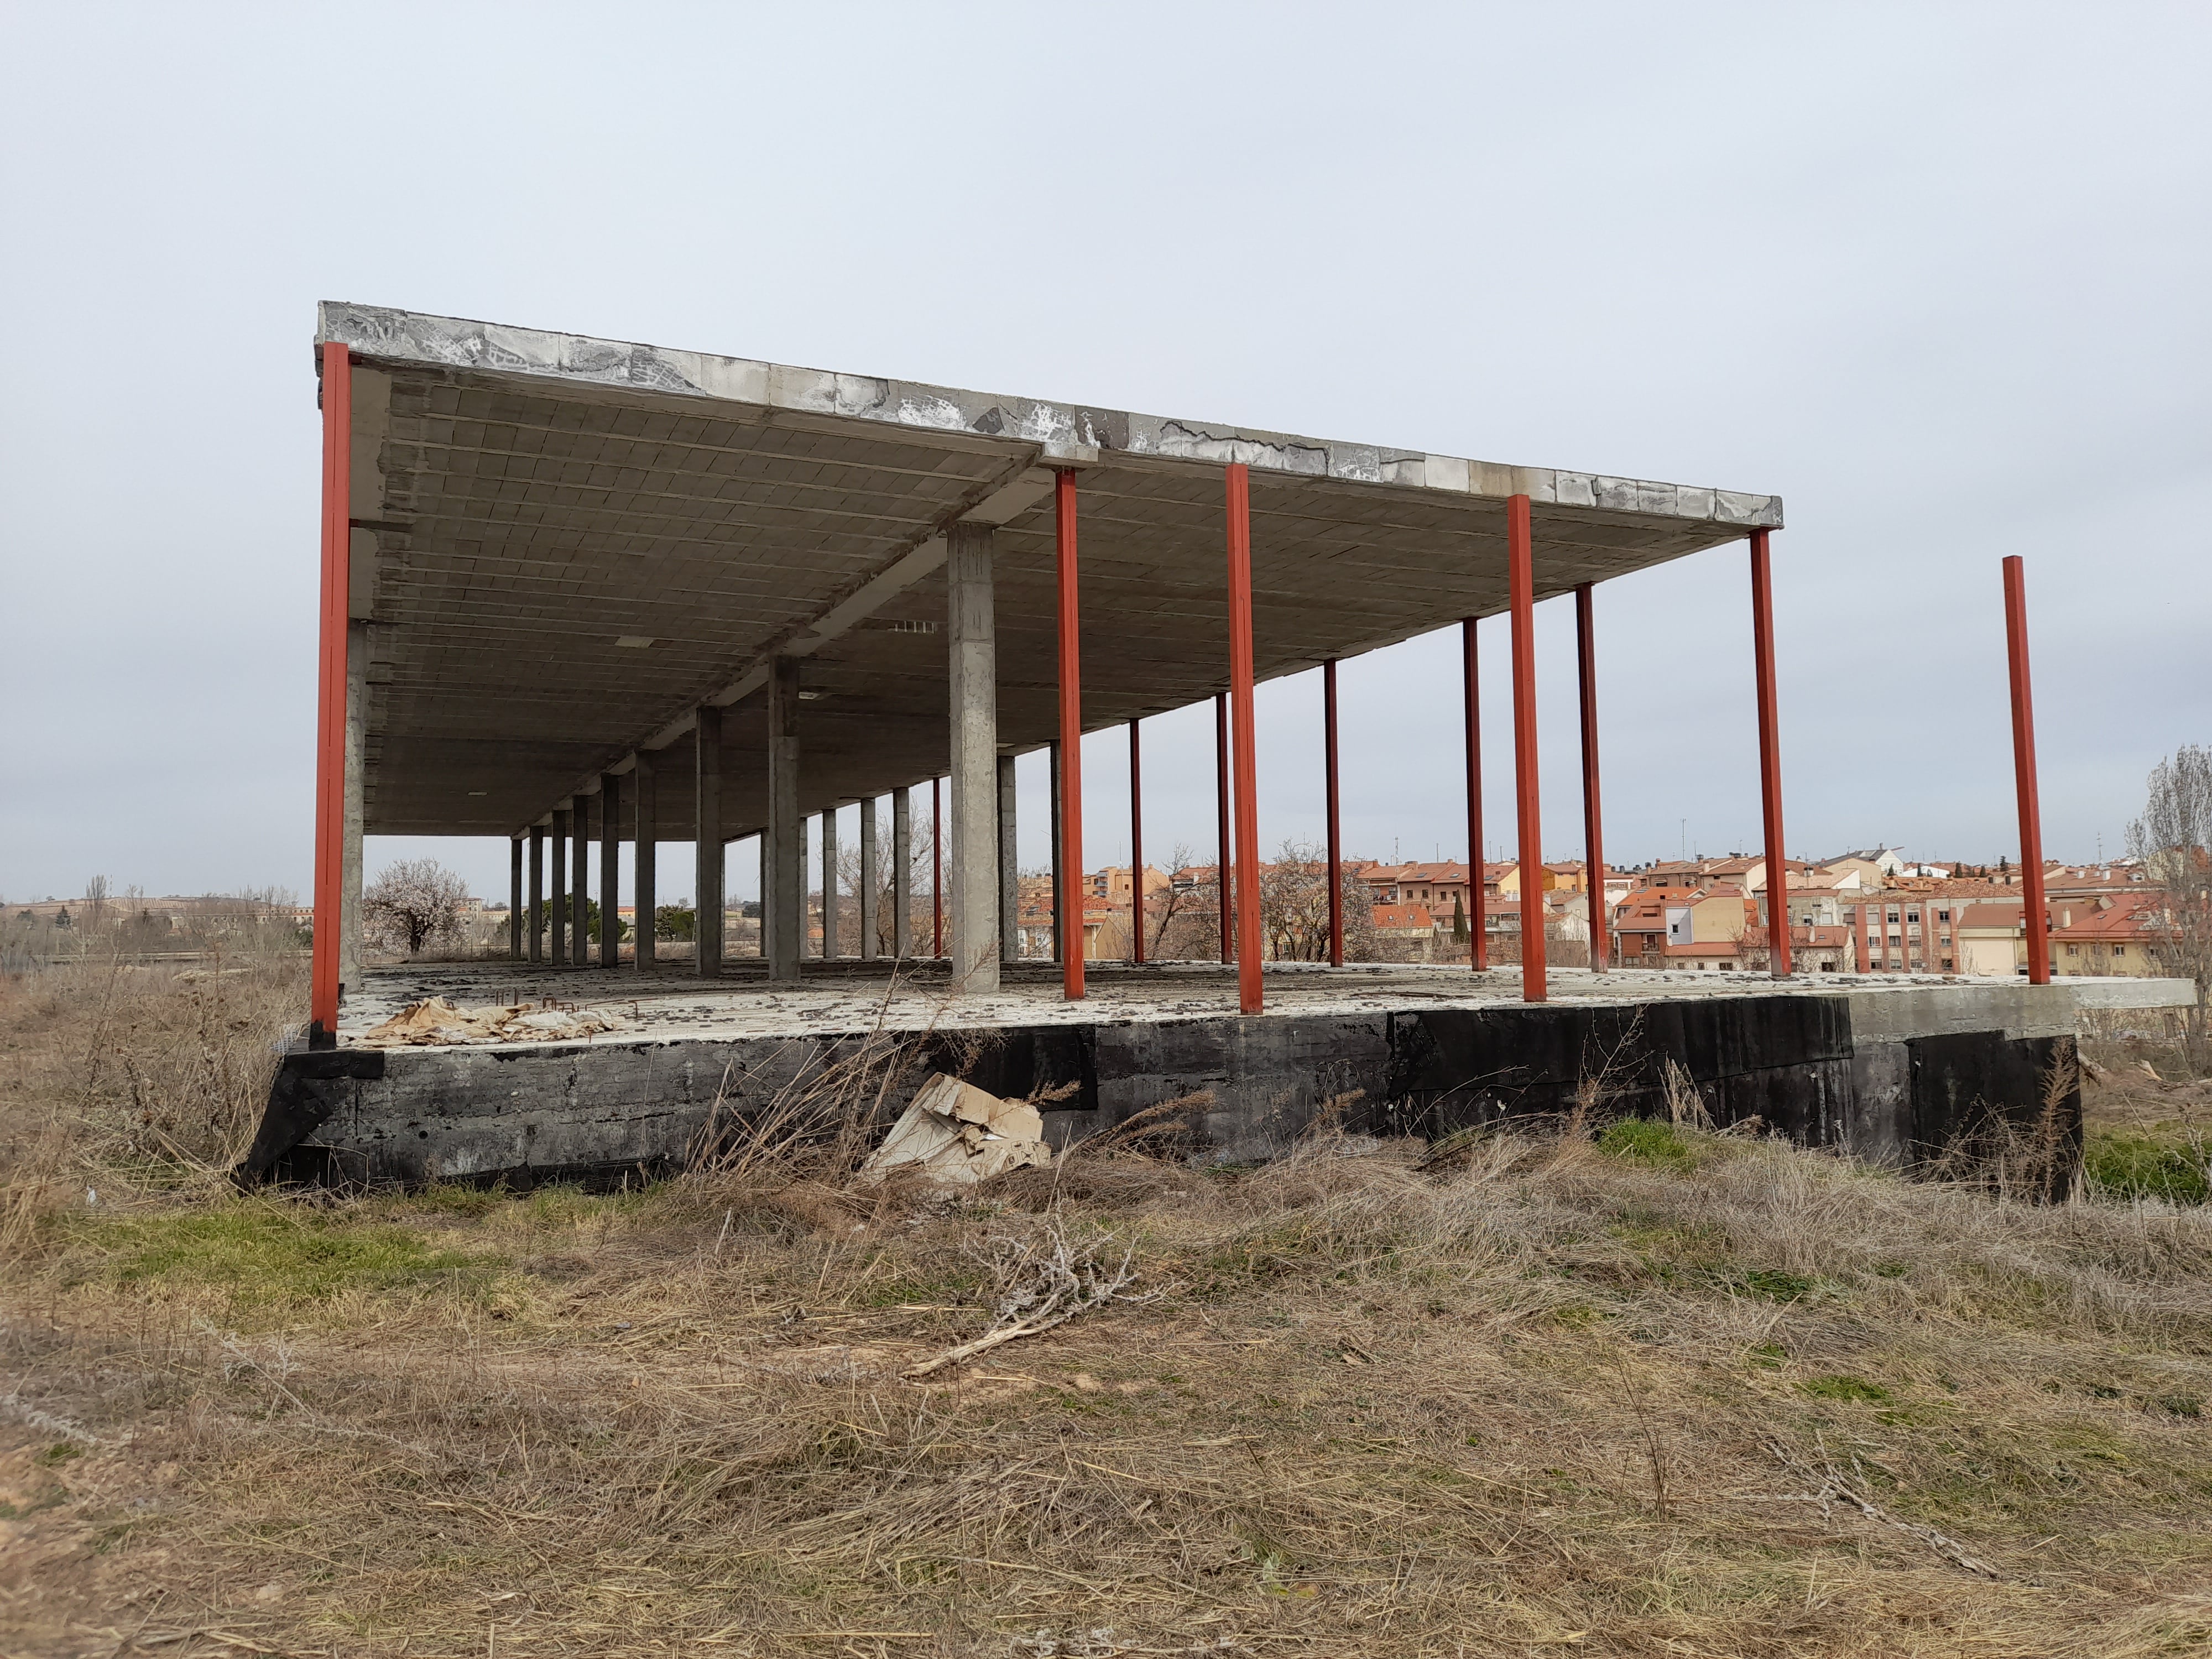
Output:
902,1225,1158,1379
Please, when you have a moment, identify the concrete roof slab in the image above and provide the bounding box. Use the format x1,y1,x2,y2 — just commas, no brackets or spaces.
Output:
317,303,1782,838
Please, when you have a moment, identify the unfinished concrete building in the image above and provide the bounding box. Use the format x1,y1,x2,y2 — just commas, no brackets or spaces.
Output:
247,304,2190,1185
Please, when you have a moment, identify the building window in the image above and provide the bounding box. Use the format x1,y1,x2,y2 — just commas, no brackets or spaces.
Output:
2065,943,2079,956
1941,957,1953,970
2114,944,2127,957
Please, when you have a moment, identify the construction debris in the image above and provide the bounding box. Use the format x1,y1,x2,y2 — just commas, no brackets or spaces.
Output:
359,997,623,1047
860,1073,1051,1186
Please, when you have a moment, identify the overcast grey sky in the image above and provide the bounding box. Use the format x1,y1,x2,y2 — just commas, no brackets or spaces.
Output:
3,3,2207,906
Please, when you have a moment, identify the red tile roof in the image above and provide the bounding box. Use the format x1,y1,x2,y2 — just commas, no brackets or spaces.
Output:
2048,893,2166,941
1371,904,1434,932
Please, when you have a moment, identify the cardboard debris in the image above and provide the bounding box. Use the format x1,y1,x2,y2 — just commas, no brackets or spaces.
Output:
359,997,623,1047
860,1073,1051,1186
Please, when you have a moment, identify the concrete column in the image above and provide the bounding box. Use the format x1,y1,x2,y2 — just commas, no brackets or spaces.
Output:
633,752,656,969
550,808,568,965
528,827,544,963
859,798,879,960
340,620,368,999
696,705,723,979
599,773,621,967
571,794,590,966
766,657,803,983
947,523,1000,993
820,808,839,958
892,785,912,958
758,834,771,961
1050,740,1067,967
998,753,1019,965
508,837,523,959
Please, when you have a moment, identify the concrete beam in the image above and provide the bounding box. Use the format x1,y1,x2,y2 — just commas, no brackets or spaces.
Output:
947,524,999,993
557,495,1010,813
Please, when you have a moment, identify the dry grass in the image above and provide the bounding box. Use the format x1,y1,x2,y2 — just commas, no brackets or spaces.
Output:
6,964,2212,1656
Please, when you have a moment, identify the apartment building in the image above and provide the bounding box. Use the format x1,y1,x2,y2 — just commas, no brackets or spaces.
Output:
2049,891,2169,977
1848,893,1969,973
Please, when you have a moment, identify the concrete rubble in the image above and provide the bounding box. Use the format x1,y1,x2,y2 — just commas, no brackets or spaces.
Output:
359,997,624,1047
860,1072,1050,1186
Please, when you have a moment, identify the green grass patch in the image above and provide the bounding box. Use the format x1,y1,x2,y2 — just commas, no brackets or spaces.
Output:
1797,1374,1891,1404
2085,1129,2209,1204
76,1202,494,1310
1716,1266,1818,1303
1597,1119,1697,1171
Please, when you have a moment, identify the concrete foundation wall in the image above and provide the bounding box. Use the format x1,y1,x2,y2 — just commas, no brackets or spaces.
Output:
245,984,2093,1189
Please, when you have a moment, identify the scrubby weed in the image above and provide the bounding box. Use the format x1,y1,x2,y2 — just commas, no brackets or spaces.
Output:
12,1120,2212,1656
1,951,305,1261
10,970,2212,1655
2086,1128,2212,1202
1597,1117,1698,1170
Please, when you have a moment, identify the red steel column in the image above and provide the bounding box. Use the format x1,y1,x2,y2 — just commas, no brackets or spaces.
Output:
931,775,944,958
1506,496,1546,1003
1056,470,1086,1000
1225,464,1264,1013
1462,618,1486,971
1129,719,1145,965
1575,584,1608,972
2004,555,2051,985
1749,529,1793,977
1323,659,1343,968
1215,691,1233,963
309,342,352,1046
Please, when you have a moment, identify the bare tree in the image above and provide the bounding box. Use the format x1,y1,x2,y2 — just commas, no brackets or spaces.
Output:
2128,744,2212,1066
1259,839,1378,962
837,821,938,957
363,858,469,956
1142,842,1202,957
1153,847,1223,961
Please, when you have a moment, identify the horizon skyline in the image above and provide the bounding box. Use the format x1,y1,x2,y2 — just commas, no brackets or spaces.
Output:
4,8,2205,904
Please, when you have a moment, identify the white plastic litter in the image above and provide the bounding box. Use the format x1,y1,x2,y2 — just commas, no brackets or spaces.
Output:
860,1073,1051,1186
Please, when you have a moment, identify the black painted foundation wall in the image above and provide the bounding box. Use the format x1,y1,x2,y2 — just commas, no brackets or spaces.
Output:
242,992,2079,1190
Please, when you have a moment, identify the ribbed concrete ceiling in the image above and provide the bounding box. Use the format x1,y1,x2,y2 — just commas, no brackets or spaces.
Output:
319,304,1782,841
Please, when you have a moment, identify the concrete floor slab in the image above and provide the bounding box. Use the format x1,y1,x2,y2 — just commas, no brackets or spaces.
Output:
238,963,2195,1189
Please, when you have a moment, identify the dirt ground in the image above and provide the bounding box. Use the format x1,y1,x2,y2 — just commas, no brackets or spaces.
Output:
5,959,2211,1658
